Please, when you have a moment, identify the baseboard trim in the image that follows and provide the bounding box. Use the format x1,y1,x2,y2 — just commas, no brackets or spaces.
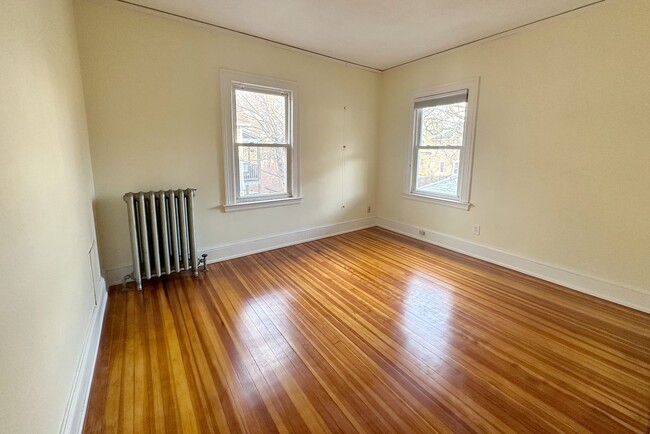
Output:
103,215,648,313
105,217,376,286
376,217,650,313
59,278,108,434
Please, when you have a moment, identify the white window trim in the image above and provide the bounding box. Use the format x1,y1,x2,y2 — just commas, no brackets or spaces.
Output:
220,69,302,212
403,77,479,210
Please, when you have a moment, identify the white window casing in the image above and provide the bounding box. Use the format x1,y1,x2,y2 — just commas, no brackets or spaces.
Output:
404,77,479,210
220,69,302,212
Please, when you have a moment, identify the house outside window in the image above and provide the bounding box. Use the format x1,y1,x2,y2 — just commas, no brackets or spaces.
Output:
405,78,479,209
221,70,301,212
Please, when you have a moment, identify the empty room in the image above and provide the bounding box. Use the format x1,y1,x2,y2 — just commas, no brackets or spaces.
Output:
1,0,649,432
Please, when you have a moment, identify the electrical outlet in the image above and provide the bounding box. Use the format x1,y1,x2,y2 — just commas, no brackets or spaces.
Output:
367,206,372,214
472,225,481,235
418,229,426,236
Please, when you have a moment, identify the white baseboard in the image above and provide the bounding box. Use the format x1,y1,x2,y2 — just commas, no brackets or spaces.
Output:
376,217,649,313
105,217,376,286
59,278,108,434
103,215,648,313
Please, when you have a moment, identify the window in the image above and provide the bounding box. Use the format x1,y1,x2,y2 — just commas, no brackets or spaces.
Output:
221,70,301,211
406,78,479,209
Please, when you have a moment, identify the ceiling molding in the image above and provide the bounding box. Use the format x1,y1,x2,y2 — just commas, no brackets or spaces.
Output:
383,0,606,72
114,0,607,72
115,0,382,72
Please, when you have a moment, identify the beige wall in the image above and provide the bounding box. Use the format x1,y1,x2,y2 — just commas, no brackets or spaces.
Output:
0,0,101,432
74,0,380,277
75,0,648,294
377,1,650,292
0,0,646,430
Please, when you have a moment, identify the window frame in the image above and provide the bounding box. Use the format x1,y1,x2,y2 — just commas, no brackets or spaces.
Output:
404,78,479,210
220,70,301,212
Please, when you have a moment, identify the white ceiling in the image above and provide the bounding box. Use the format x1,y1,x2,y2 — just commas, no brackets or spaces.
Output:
122,0,601,71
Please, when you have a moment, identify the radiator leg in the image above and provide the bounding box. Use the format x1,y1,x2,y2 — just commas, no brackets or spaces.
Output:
123,272,143,291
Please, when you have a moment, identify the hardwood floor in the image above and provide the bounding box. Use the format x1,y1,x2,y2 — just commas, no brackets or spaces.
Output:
84,227,650,433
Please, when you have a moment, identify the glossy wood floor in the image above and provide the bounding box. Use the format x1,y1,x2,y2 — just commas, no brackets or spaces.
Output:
84,227,650,433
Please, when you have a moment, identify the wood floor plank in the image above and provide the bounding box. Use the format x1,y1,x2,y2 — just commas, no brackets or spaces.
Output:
299,236,646,427
84,227,650,433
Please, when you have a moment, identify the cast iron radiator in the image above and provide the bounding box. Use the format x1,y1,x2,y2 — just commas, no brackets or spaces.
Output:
123,188,204,289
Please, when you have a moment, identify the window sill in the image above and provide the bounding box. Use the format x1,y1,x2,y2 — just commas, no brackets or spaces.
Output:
402,192,470,210
223,196,303,213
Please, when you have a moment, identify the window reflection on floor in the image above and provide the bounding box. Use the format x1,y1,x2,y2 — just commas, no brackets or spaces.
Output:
236,290,295,393
402,275,453,372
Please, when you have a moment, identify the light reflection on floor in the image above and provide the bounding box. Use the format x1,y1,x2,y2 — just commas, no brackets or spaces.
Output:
401,274,454,372
233,277,456,401
235,290,295,396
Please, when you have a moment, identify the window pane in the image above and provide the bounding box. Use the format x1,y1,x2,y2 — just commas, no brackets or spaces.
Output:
235,89,287,144
419,102,467,147
238,146,288,198
415,148,460,197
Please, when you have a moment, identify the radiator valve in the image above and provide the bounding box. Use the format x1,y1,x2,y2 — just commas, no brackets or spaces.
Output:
200,254,208,272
